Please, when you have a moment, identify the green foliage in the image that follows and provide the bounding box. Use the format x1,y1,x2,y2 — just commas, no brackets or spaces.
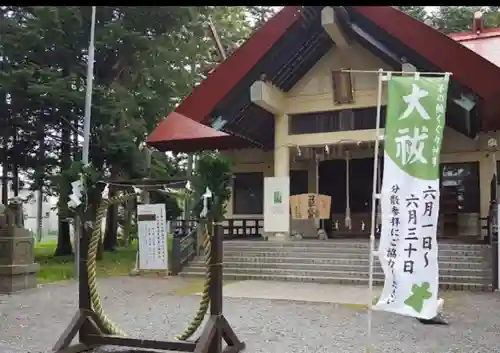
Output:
1,6,266,194
150,151,182,180
396,6,500,34
36,239,136,283
245,6,279,29
1,5,273,255
150,191,183,220
36,237,175,282
394,6,427,22
191,152,232,220
432,6,500,34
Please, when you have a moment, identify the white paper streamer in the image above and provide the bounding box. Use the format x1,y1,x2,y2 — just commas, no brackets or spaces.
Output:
68,180,83,209
102,184,109,199
200,187,212,218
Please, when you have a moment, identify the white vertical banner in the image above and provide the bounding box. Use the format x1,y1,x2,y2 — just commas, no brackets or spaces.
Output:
137,203,168,270
264,177,290,233
374,73,450,319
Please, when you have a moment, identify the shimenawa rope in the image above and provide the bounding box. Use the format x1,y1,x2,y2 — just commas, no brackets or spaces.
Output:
87,193,135,336
86,193,212,340
175,223,211,340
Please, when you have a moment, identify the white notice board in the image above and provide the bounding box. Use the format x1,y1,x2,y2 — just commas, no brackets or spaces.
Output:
264,176,290,233
137,204,168,270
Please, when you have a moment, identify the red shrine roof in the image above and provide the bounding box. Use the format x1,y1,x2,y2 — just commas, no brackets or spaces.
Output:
449,28,500,68
147,6,500,152
147,112,251,152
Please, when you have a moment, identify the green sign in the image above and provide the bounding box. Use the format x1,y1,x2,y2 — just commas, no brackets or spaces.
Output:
384,76,449,180
273,191,282,204
375,73,451,320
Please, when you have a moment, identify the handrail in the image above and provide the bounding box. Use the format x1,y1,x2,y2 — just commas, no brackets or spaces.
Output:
171,227,198,275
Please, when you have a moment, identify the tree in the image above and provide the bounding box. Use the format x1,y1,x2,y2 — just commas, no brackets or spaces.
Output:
396,6,500,34
0,6,194,253
191,152,232,220
431,6,500,34
0,6,279,255
394,6,427,22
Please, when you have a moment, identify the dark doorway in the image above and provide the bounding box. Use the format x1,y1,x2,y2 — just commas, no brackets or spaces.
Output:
290,170,308,196
319,157,381,236
319,159,345,237
317,157,480,239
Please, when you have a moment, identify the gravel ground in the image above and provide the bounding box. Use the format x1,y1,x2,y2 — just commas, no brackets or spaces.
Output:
1,277,499,353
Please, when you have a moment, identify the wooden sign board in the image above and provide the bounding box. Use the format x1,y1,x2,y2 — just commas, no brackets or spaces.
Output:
290,193,331,220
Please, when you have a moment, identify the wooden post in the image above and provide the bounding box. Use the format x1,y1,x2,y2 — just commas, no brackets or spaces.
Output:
78,217,93,340
194,196,244,353
133,147,152,274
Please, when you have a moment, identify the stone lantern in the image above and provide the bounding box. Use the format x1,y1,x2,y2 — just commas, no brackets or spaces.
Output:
0,199,40,293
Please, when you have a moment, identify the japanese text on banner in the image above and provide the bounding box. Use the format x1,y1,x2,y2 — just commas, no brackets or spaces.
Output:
375,74,450,320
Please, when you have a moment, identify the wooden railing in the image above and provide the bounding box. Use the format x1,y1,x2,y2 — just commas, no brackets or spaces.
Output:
170,219,198,236
222,218,263,240
170,228,197,275
172,218,264,240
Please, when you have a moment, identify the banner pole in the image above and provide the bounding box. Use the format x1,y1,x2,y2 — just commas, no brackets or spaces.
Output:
341,69,452,76
366,68,385,353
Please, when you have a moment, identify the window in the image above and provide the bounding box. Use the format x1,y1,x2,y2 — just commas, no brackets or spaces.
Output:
440,162,480,213
289,107,387,135
232,172,263,215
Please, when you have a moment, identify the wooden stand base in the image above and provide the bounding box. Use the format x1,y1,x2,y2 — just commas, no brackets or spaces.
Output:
53,309,244,353
54,207,244,353
194,315,245,353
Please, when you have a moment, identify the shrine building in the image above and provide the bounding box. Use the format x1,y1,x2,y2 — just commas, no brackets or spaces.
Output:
148,6,500,243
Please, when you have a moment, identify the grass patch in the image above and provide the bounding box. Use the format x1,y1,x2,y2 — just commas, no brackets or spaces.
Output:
36,241,137,283
36,235,174,284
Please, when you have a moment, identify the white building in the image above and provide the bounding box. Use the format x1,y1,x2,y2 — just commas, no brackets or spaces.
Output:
0,182,58,236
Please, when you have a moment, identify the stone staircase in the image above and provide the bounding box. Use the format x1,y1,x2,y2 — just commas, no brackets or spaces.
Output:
180,240,494,291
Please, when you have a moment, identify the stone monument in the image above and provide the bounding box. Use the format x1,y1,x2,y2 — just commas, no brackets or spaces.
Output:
0,199,40,293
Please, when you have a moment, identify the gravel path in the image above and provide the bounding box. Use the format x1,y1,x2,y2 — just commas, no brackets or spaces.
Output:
1,277,499,353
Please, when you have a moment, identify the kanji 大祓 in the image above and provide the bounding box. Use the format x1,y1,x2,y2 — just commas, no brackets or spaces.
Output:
374,74,450,319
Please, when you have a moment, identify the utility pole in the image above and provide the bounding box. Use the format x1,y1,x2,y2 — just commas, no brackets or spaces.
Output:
183,17,226,221
208,17,227,61
75,5,97,280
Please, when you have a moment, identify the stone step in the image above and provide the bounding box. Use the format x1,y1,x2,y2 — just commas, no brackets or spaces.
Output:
179,272,491,292
224,246,488,256
184,264,489,282
222,250,486,261
189,258,487,270
224,240,489,251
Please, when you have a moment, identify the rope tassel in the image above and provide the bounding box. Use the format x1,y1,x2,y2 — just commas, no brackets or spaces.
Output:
87,193,138,336
85,192,214,341
345,151,352,230
176,224,212,340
